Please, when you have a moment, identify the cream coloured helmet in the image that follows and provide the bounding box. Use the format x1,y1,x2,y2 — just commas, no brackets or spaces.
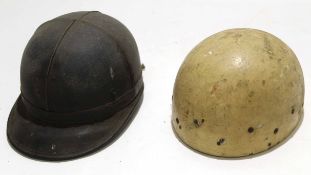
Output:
172,28,304,157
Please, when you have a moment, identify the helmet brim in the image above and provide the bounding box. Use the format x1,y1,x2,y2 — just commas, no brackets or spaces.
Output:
7,88,143,161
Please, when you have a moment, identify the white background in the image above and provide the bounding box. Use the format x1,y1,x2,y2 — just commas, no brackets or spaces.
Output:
0,0,310,174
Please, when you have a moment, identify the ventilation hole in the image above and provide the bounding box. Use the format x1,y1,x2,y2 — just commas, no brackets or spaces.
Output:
217,138,225,146
268,143,271,147
176,118,179,124
193,119,199,127
201,119,205,123
291,108,295,114
248,127,254,133
274,128,279,134
179,125,182,129
262,80,266,86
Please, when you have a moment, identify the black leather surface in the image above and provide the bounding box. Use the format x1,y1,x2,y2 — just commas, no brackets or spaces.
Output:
7,11,144,161
20,11,141,112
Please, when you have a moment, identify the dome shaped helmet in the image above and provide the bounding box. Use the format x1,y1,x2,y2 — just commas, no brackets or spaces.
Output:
172,28,304,158
7,11,144,160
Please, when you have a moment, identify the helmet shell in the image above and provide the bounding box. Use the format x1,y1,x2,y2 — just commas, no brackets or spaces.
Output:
7,11,144,160
21,11,141,113
172,28,304,157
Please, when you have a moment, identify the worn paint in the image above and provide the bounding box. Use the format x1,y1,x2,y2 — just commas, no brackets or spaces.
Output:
172,28,304,158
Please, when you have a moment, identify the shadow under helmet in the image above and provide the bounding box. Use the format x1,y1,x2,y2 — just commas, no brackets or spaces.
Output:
7,11,144,161
172,28,304,158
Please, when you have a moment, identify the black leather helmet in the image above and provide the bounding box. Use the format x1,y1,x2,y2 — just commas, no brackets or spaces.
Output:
7,11,144,161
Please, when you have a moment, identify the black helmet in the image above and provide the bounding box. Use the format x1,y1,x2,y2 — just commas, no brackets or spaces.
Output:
7,11,144,161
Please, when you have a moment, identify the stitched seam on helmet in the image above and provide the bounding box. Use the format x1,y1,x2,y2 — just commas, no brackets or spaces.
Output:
77,20,136,87
19,81,143,127
22,77,142,112
44,11,94,110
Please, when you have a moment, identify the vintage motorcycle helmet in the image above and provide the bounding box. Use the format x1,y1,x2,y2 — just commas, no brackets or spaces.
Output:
7,11,144,160
172,28,304,158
